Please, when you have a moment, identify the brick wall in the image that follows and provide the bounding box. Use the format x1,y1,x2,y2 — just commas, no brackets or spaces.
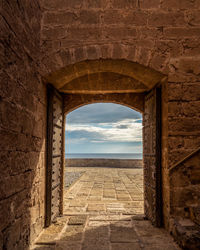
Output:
1,1,46,249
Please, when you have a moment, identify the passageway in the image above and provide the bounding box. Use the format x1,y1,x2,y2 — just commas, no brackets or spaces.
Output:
33,167,179,250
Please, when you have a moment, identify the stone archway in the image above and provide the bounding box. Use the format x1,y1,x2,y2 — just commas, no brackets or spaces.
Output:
45,59,167,228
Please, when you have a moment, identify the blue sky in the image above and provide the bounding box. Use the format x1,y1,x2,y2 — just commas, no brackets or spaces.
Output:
65,103,143,154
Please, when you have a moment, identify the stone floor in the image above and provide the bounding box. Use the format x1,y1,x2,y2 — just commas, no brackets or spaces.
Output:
32,167,180,250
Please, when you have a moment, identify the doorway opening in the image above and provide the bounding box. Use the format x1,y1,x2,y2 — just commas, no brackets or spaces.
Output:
64,103,144,217
44,59,165,232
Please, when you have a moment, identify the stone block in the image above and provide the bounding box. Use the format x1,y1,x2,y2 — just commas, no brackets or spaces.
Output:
67,27,101,40
186,10,200,26
104,10,148,26
0,199,12,231
164,27,200,38
42,27,68,40
0,174,25,200
168,83,182,101
56,241,81,250
84,225,109,239
74,47,85,62
162,0,200,10
125,11,148,26
36,233,57,244
169,117,200,135
43,12,78,25
182,83,200,101
86,46,98,60
68,215,87,225
168,102,182,117
149,53,167,71
140,0,160,9
179,57,200,75
111,242,142,250
149,12,185,27
3,218,22,250
82,240,110,250
79,10,100,24
103,27,137,40
111,0,137,9
155,40,181,57
84,0,102,8
0,100,22,133
60,225,83,241
182,38,200,56
87,204,105,212
110,225,138,242
41,0,83,10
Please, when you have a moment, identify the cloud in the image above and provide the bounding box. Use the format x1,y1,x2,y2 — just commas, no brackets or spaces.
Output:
65,103,143,154
66,103,142,124
66,118,142,143
116,124,129,129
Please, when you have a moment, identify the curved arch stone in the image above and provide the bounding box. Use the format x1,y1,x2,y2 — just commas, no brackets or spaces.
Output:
63,92,145,114
44,58,166,91
60,72,148,94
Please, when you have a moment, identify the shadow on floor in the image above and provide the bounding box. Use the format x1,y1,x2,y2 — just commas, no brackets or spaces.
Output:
33,214,180,250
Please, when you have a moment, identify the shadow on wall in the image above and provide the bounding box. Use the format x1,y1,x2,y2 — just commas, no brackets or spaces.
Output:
1,0,46,249
0,133,46,249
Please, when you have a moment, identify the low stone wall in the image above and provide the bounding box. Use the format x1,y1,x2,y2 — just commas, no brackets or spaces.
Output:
65,158,143,169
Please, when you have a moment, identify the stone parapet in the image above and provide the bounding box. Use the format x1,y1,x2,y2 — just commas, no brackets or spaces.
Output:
65,158,143,169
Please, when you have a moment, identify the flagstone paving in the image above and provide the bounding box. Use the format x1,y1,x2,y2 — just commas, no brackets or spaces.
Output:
32,167,180,250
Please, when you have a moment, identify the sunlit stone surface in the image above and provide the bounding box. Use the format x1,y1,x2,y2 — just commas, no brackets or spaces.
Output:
33,167,179,250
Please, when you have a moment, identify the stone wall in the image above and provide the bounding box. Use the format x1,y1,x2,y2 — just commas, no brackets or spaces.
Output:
41,0,200,230
169,149,200,248
1,1,46,249
65,159,143,169
1,0,200,248
170,149,200,226
40,0,200,163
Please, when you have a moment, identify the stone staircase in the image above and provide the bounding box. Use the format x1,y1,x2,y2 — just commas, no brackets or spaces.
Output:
169,147,200,249
170,217,200,250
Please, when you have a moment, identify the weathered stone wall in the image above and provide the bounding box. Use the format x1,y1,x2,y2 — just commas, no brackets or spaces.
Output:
40,0,200,230
170,149,200,226
65,159,143,169
169,149,200,249
41,0,200,159
1,1,46,249
1,0,200,248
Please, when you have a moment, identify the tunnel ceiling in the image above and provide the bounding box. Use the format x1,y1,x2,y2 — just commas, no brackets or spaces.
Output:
60,72,148,94
44,59,165,94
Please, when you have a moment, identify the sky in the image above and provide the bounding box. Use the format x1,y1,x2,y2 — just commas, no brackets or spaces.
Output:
65,103,143,154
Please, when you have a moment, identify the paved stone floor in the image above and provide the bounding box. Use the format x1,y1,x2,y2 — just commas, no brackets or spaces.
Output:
33,167,180,250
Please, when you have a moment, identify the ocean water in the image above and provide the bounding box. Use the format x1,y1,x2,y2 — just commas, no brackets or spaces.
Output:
65,153,142,159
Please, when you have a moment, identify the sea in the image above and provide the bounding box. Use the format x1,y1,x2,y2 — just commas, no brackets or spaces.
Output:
65,153,142,159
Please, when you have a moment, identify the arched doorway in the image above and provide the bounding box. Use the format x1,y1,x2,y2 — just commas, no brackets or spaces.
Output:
45,59,166,228
64,102,144,217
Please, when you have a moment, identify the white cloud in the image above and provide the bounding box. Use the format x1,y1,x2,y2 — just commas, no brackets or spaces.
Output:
66,118,142,143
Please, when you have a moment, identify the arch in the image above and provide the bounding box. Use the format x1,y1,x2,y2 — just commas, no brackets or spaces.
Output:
42,43,169,82
45,57,166,228
44,59,166,92
63,93,145,114
60,72,148,94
